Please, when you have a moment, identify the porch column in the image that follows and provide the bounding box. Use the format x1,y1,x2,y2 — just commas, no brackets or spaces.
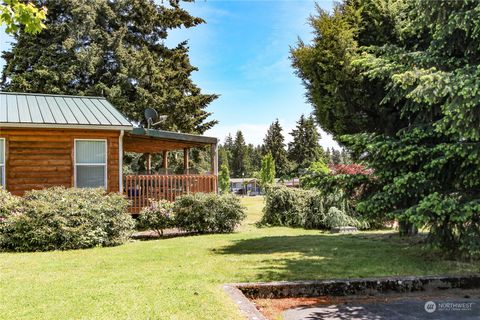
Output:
210,143,218,175
146,153,152,174
183,148,189,174
211,142,218,194
162,150,168,175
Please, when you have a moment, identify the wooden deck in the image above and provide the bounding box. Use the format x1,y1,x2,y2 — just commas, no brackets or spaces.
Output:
124,174,217,213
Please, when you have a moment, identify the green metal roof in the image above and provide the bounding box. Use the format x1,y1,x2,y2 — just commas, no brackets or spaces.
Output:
131,127,218,145
0,92,132,129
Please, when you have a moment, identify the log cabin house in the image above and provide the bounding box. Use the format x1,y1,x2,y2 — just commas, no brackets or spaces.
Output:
0,92,218,213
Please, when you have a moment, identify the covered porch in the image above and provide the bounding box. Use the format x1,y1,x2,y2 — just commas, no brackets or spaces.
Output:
122,128,218,213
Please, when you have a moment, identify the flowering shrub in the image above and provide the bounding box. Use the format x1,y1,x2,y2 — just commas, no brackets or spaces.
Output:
328,164,373,175
0,188,22,219
301,161,383,228
138,200,175,236
0,187,134,252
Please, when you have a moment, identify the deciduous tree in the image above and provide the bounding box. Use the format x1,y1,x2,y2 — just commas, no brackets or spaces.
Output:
218,164,230,194
1,0,46,34
260,152,275,186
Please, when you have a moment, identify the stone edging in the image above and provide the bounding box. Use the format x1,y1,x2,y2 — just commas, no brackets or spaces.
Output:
223,284,268,320
223,274,480,320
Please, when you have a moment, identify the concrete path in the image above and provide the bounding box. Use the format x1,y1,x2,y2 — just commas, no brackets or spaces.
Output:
283,297,479,320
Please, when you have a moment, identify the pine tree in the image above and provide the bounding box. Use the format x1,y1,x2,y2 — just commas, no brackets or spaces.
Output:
331,149,342,165
325,148,332,164
231,131,250,178
218,146,229,169
288,115,324,174
223,134,235,172
293,0,480,257
1,0,217,134
246,143,262,174
340,149,350,164
263,119,289,177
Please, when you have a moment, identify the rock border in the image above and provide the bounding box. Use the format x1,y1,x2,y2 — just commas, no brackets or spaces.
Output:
224,274,480,320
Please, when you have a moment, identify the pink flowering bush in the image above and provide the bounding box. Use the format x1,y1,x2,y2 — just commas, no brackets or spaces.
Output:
138,199,175,237
328,164,373,175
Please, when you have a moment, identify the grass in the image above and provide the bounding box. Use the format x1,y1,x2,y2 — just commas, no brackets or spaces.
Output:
0,196,478,319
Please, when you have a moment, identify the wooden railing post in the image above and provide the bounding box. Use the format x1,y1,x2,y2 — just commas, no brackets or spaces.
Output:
124,174,218,214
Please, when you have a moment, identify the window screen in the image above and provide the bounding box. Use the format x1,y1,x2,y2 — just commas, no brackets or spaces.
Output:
75,140,107,188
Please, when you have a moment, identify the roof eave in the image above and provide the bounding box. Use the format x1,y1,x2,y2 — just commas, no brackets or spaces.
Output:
0,122,133,131
130,127,218,145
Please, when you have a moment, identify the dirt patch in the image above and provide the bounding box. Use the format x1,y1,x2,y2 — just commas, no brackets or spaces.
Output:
131,228,195,240
253,297,330,319
252,290,480,320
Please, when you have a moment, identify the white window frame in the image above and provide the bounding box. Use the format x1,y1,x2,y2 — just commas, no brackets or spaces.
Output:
74,139,108,189
0,138,5,188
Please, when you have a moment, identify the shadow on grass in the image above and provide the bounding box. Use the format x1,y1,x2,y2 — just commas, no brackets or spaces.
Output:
213,233,448,282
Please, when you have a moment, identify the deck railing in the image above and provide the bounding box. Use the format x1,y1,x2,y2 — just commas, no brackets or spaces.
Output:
124,174,218,213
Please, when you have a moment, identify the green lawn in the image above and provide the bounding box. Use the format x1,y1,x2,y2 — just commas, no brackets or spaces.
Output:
0,197,477,319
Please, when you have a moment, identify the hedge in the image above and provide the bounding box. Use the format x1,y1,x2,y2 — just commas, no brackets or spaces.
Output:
0,187,134,252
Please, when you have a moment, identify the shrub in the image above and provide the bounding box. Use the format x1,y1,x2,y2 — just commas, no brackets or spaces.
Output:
301,161,383,228
261,186,364,230
138,199,175,236
174,193,246,233
0,187,134,252
261,186,309,227
0,187,22,219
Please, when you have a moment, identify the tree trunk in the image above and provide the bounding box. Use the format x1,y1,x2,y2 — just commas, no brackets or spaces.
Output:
399,220,418,236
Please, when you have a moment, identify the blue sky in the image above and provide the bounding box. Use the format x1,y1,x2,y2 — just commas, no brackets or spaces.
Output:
0,0,339,149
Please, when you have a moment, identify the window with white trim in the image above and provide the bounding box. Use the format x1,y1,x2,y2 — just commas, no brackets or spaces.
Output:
75,140,107,188
0,138,5,188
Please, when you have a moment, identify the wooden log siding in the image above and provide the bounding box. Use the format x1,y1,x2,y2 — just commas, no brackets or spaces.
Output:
125,174,218,214
0,128,120,195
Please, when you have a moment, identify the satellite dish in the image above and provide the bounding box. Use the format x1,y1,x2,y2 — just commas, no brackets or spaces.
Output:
144,108,167,129
145,108,158,124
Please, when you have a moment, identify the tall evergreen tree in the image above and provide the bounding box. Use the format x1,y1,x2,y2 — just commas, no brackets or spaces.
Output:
218,146,229,169
246,143,262,174
288,115,324,174
223,133,235,172
231,131,250,178
324,147,332,164
331,149,342,165
1,0,217,133
263,119,289,177
293,0,480,257
340,149,350,164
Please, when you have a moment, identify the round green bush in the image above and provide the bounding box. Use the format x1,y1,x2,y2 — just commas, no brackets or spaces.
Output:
174,193,246,233
0,187,134,252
